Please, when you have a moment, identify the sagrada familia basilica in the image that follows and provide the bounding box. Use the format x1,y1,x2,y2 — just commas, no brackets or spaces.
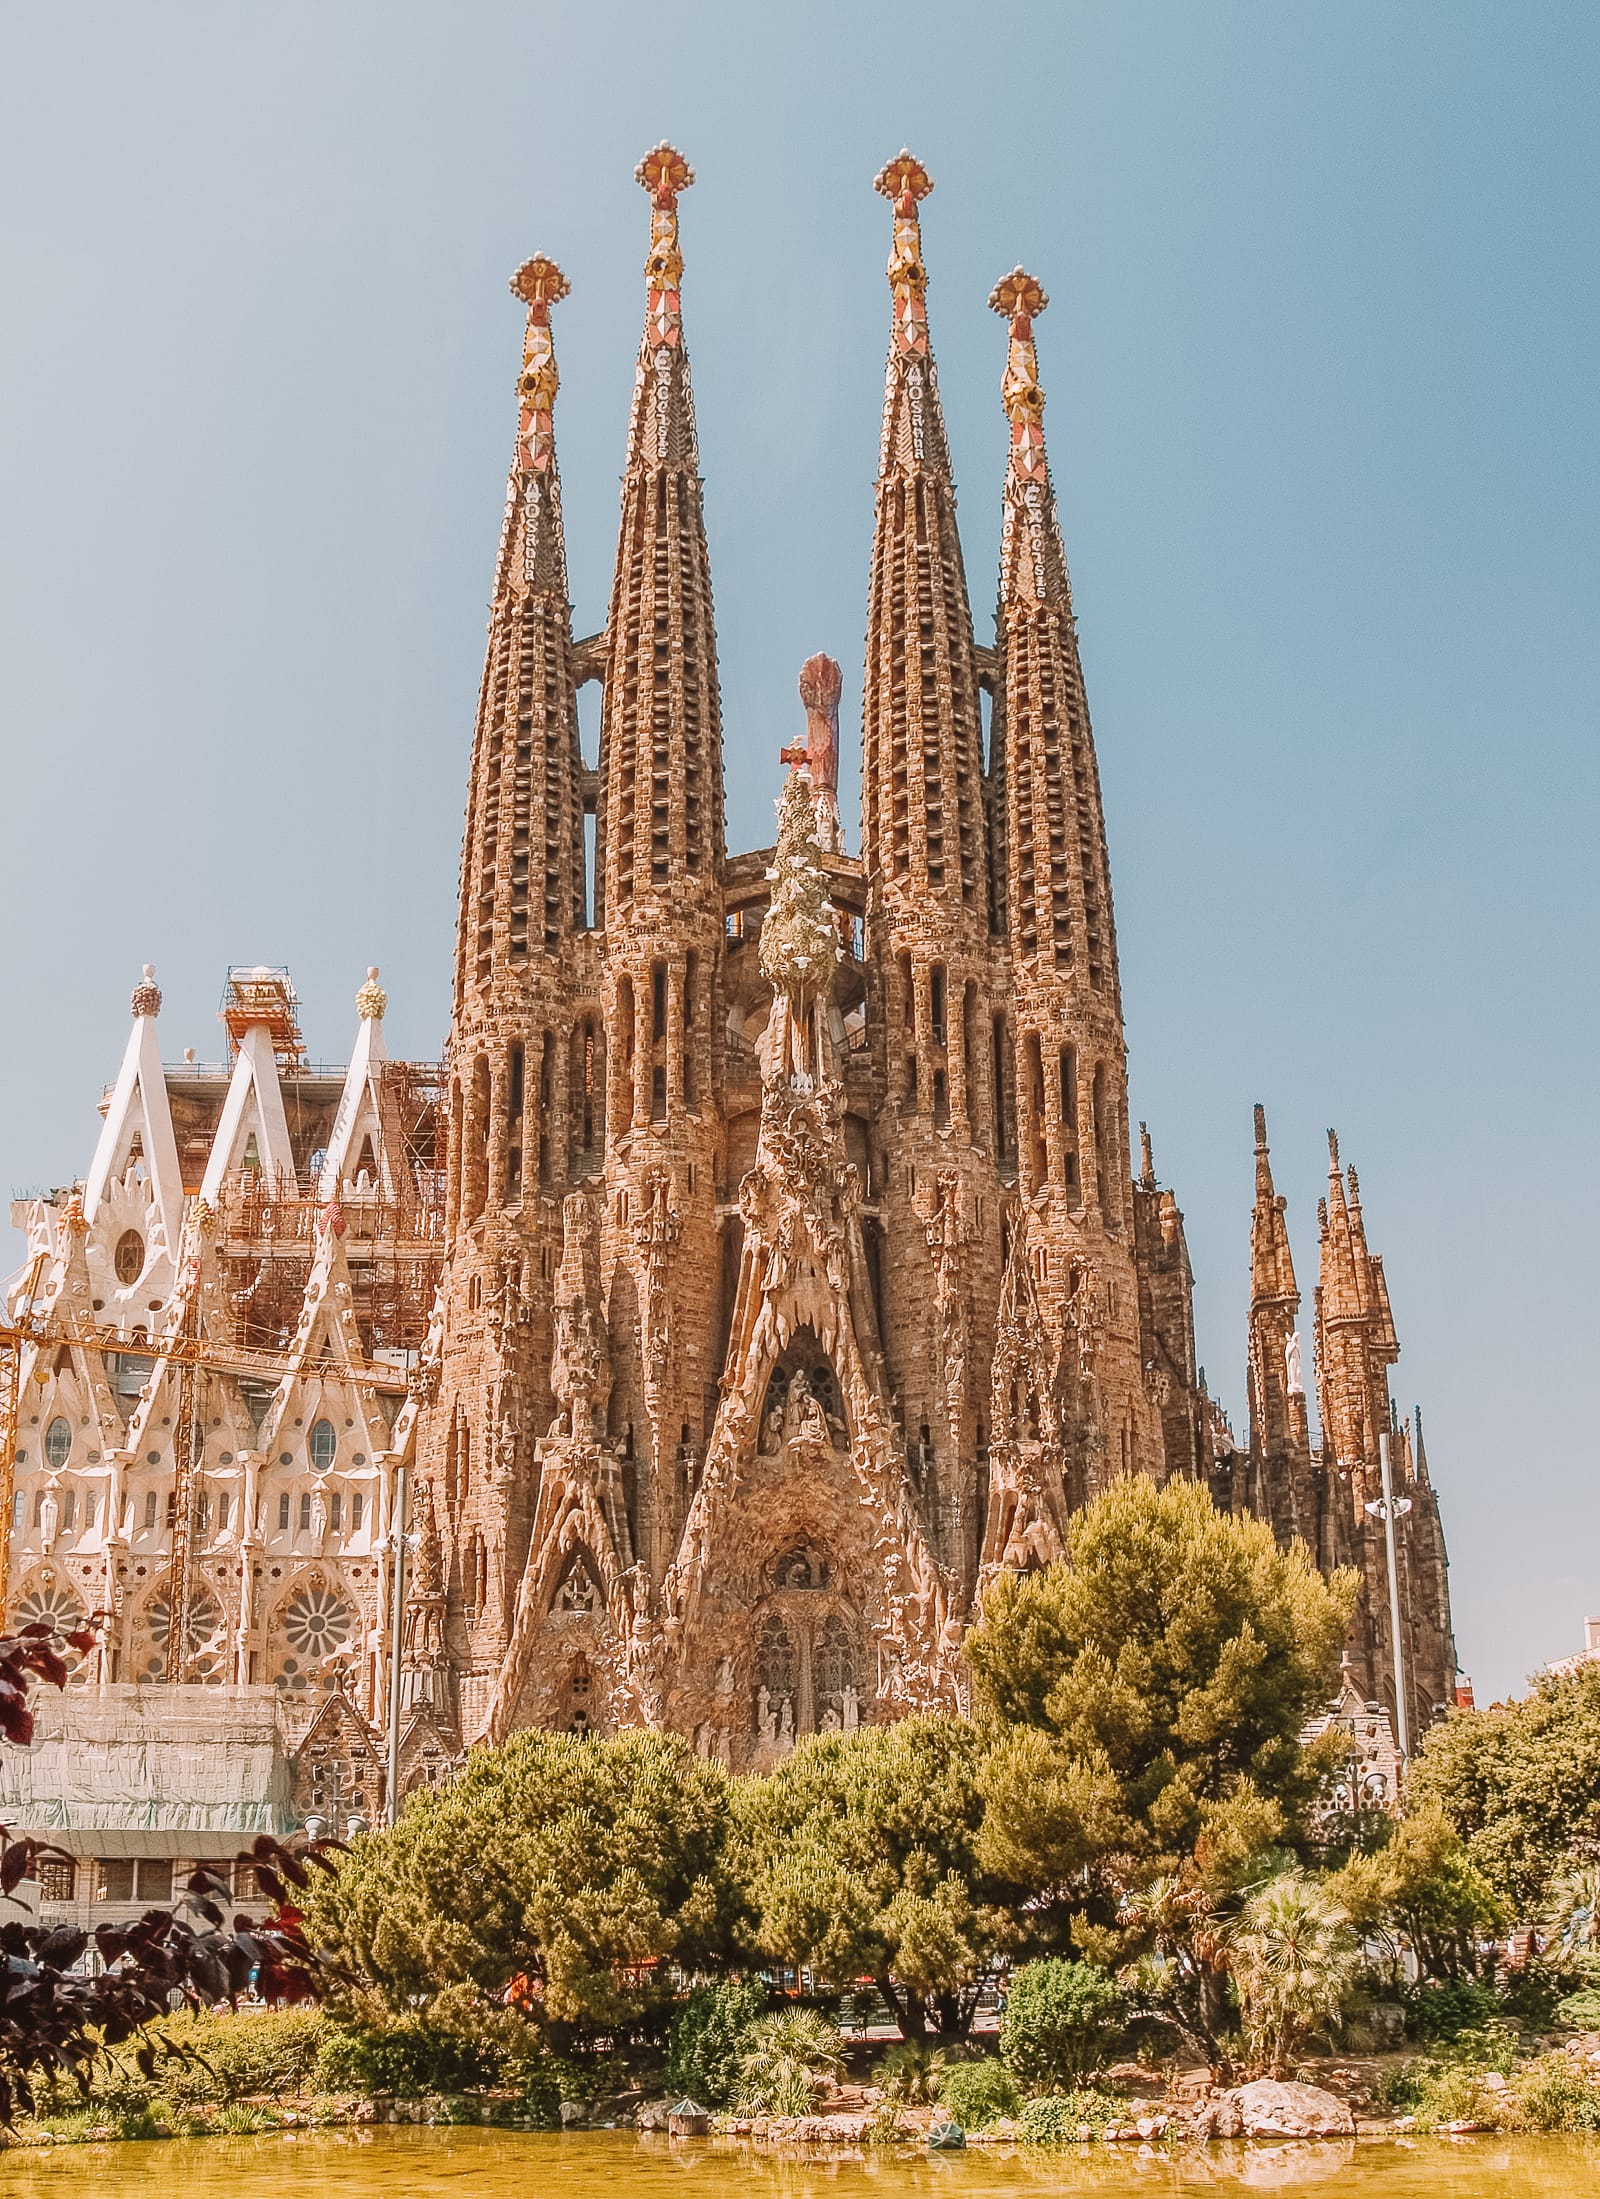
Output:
1,149,1455,1833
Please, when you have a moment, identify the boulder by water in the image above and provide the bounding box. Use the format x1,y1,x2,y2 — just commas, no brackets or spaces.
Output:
1222,2080,1355,2138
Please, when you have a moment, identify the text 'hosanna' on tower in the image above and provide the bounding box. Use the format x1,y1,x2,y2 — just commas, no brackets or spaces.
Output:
0,147,1454,1868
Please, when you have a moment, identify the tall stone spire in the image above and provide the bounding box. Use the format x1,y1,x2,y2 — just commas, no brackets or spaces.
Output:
1315,1131,1456,1739
1246,1105,1316,1549
990,269,1117,1002
599,144,724,914
987,268,1154,1484
430,254,586,1737
857,155,1001,1589
595,145,725,1580
861,152,987,917
454,253,584,1019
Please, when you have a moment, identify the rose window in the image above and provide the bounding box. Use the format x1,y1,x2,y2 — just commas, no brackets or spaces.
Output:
14,1582,85,1636
282,1584,354,1661
147,1587,226,1680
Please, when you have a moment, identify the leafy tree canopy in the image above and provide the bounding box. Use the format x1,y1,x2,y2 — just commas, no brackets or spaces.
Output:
306,1727,733,2035
729,1715,1024,2038
1324,1804,1505,1981
966,1475,1357,1893
1406,1665,1600,1913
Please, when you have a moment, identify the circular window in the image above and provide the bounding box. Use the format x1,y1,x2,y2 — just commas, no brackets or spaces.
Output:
43,1419,71,1471
282,1584,353,1661
14,1582,84,1635
308,1421,336,1472
113,1230,145,1285
147,1585,224,1671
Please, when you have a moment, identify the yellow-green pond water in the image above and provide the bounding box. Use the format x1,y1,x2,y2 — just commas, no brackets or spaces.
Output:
0,2128,1594,2197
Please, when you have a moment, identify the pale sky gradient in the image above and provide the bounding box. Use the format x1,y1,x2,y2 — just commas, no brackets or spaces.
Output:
2,3,1595,1703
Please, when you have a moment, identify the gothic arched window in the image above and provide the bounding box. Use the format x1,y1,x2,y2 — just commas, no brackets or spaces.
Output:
815,1614,856,1705
309,1420,337,1472
757,1613,796,1700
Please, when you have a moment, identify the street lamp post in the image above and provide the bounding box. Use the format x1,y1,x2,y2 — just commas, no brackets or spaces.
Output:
1365,1431,1413,1761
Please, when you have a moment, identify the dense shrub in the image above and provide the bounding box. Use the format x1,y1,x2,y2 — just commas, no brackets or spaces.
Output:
123,2008,329,2106
1503,2054,1600,2133
1555,1985,1600,2030
938,2055,1020,2129
663,1979,769,2107
999,1960,1123,2088
1016,2087,1121,2140
315,2015,489,2098
1385,2043,1600,2133
1405,1977,1502,2042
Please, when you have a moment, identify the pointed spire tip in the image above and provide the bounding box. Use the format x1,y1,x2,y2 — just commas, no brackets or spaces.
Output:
1254,1101,1268,1150
874,150,933,203
510,255,570,309
635,143,693,200
989,266,1048,319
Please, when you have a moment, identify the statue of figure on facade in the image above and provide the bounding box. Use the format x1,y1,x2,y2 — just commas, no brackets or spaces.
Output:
756,1683,775,1745
1285,1328,1305,1397
787,1367,830,1449
841,1682,860,1732
779,654,843,853
778,1693,795,1747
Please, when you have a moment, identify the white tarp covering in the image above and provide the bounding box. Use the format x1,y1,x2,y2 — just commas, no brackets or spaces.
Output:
0,1685,296,1856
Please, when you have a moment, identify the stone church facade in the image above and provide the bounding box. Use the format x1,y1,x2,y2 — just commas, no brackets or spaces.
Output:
2,148,1455,1798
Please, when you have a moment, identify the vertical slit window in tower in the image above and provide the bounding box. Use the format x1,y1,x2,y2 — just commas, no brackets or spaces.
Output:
933,1067,949,1128
898,951,914,1030
904,1053,919,1111
930,963,946,1048
1093,1063,1115,1228
582,808,597,929
683,951,698,1108
1059,1048,1079,1190
651,1065,667,1122
508,1043,525,1124
651,962,667,1043
1024,1033,1048,1192
992,1015,1011,1162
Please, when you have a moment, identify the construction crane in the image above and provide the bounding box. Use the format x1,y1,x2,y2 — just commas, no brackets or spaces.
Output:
0,1284,410,1645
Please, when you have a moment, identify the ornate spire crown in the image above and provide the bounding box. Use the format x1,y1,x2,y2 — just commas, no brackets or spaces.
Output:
874,151,933,359
989,267,1050,483
510,253,569,476
636,142,693,348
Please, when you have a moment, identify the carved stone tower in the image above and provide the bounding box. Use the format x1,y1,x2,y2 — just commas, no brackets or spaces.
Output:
989,268,1161,1496
595,145,726,1584
1315,1131,1456,1735
431,252,585,1733
1245,1105,1323,1554
860,154,1004,1585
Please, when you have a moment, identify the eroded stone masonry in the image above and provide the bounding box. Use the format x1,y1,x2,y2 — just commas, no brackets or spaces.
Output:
4,149,1455,1801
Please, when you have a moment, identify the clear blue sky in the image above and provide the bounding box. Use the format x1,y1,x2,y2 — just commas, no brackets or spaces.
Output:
2,3,1595,1703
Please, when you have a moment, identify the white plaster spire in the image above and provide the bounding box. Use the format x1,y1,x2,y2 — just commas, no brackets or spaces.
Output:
318,968,393,1201
199,987,298,1202
83,965,185,1259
